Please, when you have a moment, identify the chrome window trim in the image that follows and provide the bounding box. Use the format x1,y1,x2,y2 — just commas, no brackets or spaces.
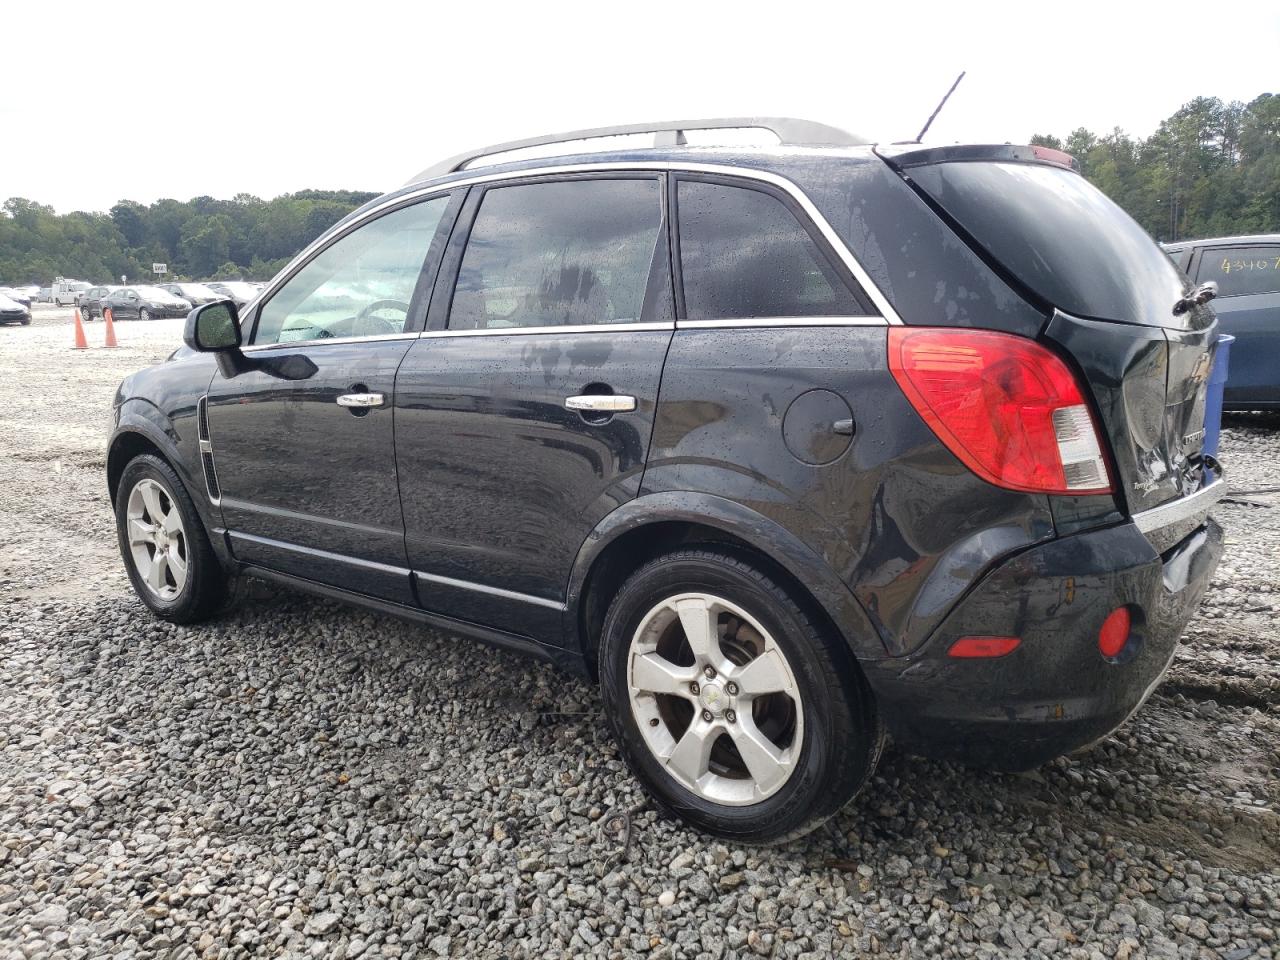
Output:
255,161,904,329
419,321,674,339
242,331,420,353
414,570,567,612
676,316,887,329
1131,473,1227,535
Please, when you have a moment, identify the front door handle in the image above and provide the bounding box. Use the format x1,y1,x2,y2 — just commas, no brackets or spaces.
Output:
336,392,385,408
565,394,637,413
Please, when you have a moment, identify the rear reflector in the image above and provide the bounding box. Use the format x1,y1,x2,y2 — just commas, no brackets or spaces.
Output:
948,636,1021,659
888,328,1112,495
1098,607,1132,658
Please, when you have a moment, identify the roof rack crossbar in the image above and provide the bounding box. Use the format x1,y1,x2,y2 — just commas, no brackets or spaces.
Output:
409,117,867,184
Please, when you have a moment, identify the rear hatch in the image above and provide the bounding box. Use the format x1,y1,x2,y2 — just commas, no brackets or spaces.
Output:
879,144,1218,515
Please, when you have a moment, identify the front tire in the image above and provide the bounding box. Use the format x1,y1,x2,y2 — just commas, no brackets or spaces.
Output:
115,454,227,623
599,548,882,843
138,308,151,322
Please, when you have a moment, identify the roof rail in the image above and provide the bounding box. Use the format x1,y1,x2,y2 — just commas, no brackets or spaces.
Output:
409,117,867,184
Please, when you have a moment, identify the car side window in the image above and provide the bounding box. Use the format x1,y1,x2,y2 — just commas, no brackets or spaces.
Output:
1196,245,1280,298
253,196,450,346
448,178,662,330
676,179,866,321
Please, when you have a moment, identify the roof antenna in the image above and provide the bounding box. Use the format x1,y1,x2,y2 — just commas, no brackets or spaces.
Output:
915,71,966,143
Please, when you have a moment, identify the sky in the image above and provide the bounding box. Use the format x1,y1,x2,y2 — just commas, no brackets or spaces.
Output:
4,0,1278,213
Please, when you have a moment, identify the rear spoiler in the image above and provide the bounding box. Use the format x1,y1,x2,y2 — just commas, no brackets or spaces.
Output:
875,143,1080,173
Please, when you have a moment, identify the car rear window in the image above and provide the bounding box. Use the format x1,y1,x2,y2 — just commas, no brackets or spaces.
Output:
1195,246,1280,297
907,161,1190,328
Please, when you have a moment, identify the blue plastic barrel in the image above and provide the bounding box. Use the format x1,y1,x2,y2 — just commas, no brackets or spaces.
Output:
1202,334,1234,458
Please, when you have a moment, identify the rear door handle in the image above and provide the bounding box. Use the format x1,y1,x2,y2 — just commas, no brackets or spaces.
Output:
565,395,637,413
336,392,385,408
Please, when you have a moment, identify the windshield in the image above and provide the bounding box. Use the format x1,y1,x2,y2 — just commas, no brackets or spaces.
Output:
180,284,219,298
907,161,1192,328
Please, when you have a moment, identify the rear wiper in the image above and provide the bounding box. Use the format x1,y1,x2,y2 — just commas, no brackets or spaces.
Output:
1172,281,1217,316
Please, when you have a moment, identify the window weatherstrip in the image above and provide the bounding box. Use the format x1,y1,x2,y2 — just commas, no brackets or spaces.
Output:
256,161,904,327
418,321,674,339
676,316,887,329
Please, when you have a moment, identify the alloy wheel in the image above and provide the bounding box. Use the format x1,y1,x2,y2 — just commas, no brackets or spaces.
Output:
626,592,804,806
125,478,188,600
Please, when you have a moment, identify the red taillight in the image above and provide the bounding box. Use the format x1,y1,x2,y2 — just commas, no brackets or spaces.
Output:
1098,607,1132,658
948,636,1021,659
888,328,1112,495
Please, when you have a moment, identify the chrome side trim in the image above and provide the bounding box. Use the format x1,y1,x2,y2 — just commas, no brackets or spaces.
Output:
228,531,412,577
242,331,419,353
414,570,567,612
1132,475,1227,535
676,316,887,329
254,161,905,330
418,321,673,339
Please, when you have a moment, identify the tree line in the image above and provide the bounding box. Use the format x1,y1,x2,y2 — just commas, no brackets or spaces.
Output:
2,94,1276,286
0,190,379,285
1031,93,1278,242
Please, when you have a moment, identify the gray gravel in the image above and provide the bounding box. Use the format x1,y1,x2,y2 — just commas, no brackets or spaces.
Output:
1,305,1277,959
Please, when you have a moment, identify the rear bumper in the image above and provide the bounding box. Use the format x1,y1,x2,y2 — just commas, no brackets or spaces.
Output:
864,510,1223,770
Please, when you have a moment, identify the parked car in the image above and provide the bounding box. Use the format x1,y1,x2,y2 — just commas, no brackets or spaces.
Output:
78,285,120,320
1165,235,1278,410
205,281,261,309
53,279,92,306
107,119,1224,841
0,287,32,310
101,286,192,320
158,282,222,306
37,287,52,303
0,293,31,325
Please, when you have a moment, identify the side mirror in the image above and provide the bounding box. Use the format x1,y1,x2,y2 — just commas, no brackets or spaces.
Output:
184,300,241,351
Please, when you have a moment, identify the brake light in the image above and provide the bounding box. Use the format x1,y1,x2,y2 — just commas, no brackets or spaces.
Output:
888,328,1112,495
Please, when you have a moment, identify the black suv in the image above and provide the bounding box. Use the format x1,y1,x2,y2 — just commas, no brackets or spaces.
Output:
108,118,1225,842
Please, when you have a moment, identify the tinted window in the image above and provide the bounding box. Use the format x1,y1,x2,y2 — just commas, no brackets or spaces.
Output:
449,178,661,330
676,180,864,321
1196,246,1280,297
254,197,449,345
908,162,1190,328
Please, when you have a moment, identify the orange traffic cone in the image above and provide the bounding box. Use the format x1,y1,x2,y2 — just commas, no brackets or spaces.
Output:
103,307,118,348
72,307,88,350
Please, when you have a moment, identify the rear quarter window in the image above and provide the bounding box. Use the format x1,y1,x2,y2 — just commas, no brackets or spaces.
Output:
1196,246,1280,297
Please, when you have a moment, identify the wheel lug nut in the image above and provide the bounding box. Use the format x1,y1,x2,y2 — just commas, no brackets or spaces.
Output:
726,682,738,696
725,709,736,724
701,709,714,723
689,681,700,695
703,666,716,680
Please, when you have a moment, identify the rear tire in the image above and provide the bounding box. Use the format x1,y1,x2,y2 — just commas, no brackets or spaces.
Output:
115,454,227,623
598,548,882,843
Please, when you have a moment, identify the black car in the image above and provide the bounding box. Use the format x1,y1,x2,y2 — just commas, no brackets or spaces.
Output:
1166,235,1280,410
0,292,31,325
0,287,32,310
78,285,118,320
107,119,1224,842
160,282,223,307
101,285,192,320
205,282,260,309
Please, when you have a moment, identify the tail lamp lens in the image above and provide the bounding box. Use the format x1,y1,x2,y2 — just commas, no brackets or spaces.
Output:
888,328,1112,495
1098,606,1132,658
947,636,1021,659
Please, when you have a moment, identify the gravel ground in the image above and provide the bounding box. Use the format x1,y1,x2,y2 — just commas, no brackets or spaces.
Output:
1,305,1277,959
